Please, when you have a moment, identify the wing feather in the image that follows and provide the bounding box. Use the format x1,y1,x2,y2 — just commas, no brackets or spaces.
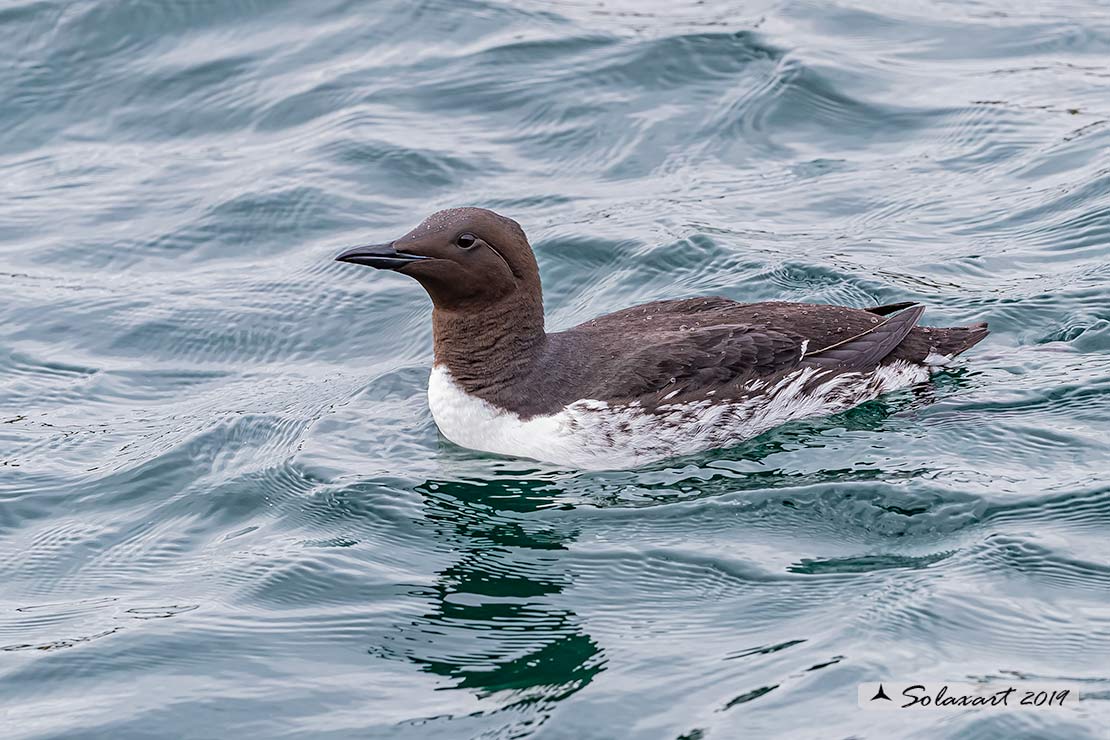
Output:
597,325,806,404
803,305,925,371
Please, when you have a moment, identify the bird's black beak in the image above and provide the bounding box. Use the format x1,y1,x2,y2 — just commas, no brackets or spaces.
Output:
334,243,429,270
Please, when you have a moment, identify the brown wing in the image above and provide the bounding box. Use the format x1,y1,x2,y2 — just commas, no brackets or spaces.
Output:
590,306,929,406
592,324,807,406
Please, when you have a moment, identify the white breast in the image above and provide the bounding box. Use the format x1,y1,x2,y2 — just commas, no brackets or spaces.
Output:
426,362,931,470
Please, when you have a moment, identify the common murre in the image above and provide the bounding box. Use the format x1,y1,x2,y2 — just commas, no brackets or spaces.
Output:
336,208,989,469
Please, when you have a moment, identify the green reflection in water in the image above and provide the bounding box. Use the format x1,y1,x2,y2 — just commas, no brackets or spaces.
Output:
383,475,603,711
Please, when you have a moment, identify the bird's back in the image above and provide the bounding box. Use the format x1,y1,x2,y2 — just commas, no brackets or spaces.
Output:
546,297,986,408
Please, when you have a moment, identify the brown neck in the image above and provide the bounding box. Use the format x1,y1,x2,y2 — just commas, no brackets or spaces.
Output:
432,291,547,398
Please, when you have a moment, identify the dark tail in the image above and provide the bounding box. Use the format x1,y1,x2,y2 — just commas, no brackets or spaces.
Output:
932,321,990,357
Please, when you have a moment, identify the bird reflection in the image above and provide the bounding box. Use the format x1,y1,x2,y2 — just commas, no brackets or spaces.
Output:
378,473,604,715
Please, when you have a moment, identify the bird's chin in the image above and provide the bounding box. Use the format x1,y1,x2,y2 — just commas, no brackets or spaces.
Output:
393,258,445,277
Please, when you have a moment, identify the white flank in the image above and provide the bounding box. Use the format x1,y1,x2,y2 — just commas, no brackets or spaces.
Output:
427,362,932,470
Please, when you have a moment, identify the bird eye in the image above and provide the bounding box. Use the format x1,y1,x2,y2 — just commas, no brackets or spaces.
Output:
456,233,477,249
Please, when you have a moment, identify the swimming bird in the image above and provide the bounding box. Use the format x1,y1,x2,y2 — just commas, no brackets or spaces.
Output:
336,208,988,469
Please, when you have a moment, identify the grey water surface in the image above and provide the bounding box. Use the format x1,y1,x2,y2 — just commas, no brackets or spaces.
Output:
2,1,1110,738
